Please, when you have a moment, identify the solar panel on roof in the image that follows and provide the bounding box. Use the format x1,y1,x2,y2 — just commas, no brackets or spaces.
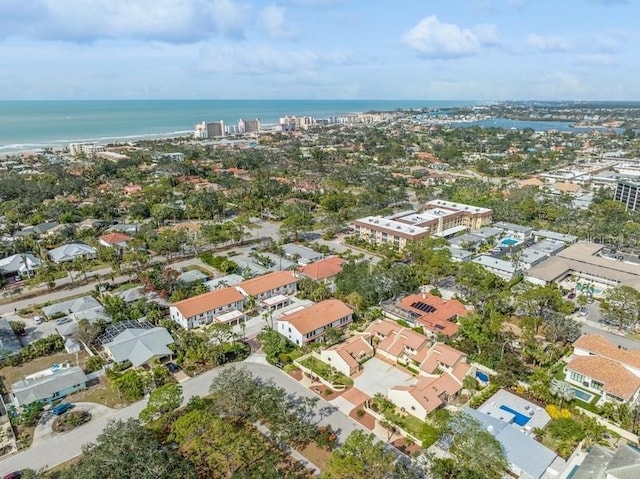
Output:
410,301,437,314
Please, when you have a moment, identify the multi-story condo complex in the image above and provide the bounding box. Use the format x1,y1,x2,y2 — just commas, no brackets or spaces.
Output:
194,121,225,139
238,118,260,134
353,200,492,249
614,180,640,211
279,115,316,131
69,142,106,156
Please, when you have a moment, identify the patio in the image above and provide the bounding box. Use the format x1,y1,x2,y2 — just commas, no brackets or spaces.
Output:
353,357,415,397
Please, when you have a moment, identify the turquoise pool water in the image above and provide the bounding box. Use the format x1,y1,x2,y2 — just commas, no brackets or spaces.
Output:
499,405,531,426
571,386,595,403
501,237,520,247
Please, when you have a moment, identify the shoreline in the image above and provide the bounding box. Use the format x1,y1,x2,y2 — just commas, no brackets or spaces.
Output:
0,130,194,155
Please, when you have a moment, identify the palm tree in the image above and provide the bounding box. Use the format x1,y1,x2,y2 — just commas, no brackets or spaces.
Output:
550,379,575,408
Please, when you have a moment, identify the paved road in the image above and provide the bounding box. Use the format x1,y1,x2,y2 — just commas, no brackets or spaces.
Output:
580,321,640,350
0,357,364,475
0,257,209,316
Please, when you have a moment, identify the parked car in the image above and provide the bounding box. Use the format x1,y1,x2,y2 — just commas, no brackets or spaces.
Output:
3,472,22,479
55,317,72,326
164,362,181,374
579,307,588,317
51,402,74,416
33,316,43,325
567,292,576,299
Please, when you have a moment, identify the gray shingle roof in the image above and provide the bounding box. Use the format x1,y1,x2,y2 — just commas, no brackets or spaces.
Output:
11,366,87,406
178,270,208,284
48,243,96,263
0,253,41,275
104,327,174,367
42,295,103,318
463,407,557,479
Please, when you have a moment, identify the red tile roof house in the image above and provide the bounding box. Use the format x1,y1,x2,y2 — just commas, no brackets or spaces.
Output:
297,256,345,290
565,334,640,405
365,319,473,419
318,335,374,376
381,293,468,338
237,271,298,312
98,232,132,249
169,286,245,329
276,299,353,346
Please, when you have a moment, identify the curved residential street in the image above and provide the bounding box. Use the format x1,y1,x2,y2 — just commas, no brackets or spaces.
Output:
0,355,366,475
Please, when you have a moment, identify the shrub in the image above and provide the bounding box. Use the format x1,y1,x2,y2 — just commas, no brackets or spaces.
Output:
546,404,572,420
356,409,365,418
85,355,103,373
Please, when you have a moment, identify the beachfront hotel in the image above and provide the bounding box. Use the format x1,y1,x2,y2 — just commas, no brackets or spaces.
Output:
353,200,493,249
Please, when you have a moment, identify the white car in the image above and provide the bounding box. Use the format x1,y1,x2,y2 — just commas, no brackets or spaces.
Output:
33,316,44,325
579,307,588,317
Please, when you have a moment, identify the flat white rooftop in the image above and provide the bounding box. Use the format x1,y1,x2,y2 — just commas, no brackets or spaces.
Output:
262,294,290,306
216,310,244,323
355,216,429,235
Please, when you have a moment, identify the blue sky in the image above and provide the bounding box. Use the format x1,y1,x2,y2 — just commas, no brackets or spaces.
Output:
0,0,637,100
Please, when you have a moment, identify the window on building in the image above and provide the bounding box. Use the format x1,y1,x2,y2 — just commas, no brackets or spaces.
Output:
570,371,586,383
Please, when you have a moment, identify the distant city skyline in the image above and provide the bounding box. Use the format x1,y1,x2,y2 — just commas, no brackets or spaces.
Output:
1,0,638,101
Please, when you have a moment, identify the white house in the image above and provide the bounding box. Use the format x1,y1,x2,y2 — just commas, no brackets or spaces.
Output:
48,243,97,263
98,232,132,249
169,286,245,329
566,334,640,405
276,299,353,346
237,271,297,310
318,335,373,376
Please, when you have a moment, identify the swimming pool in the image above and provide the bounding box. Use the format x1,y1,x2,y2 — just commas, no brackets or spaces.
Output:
501,237,519,247
570,386,595,403
499,405,531,426
575,284,602,295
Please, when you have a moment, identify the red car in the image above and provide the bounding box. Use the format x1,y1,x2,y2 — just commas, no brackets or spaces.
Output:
567,292,576,299
3,472,22,479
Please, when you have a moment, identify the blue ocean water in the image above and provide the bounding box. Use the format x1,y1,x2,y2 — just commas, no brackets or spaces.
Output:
0,99,474,152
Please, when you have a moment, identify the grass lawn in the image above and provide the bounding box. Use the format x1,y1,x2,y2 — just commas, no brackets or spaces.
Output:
298,356,353,387
110,281,141,293
0,351,89,387
184,264,215,276
298,442,331,471
65,378,130,409
382,408,441,447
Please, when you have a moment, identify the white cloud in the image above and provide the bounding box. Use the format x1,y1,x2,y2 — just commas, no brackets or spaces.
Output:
261,4,287,37
575,53,617,65
0,0,250,42
526,33,571,52
403,16,497,59
199,44,352,75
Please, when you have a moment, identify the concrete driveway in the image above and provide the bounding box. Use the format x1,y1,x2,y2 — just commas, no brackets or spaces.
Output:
353,358,415,398
33,402,114,446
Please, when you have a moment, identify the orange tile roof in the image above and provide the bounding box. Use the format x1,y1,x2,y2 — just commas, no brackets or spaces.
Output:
99,232,132,244
573,334,640,369
277,299,353,335
366,320,430,358
328,335,373,370
418,343,467,374
298,256,346,280
239,271,297,296
567,355,640,401
393,373,463,414
172,286,244,318
397,293,467,337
